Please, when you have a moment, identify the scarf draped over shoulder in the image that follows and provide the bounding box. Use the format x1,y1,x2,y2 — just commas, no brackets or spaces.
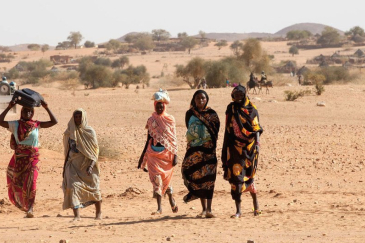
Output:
63,108,99,163
146,111,178,155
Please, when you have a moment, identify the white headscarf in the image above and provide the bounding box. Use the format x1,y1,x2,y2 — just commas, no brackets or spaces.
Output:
63,108,99,163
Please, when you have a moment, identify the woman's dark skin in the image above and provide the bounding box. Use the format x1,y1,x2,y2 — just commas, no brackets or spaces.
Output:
193,93,215,217
152,102,177,214
72,111,102,221
232,91,260,217
0,99,57,217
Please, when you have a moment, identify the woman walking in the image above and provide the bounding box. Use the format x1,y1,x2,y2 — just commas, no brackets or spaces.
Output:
62,108,102,221
0,99,57,218
221,85,263,218
138,89,178,215
182,90,220,218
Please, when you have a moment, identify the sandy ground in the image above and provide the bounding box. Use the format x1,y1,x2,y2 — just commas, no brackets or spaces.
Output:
0,82,364,242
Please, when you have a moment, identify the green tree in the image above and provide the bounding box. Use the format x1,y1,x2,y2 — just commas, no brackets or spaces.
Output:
241,38,262,66
286,30,312,40
120,65,150,88
345,26,365,37
27,44,40,51
41,44,49,55
214,40,228,50
178,32,188,38
199,30,206,39
152,29,171,42
175,57,205,88
83,65,114,88
56,41,71,50
289,45,299,56
84,40,95,48
111,56,129,69
105,39,121,52
317,27,341,45
181,36,198,54
133,33,155,51
124,34,136,44
230,40,244,57
94,57,112,67
67,31,83,49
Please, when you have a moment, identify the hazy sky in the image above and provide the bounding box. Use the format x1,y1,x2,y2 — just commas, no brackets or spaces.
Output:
1,0,364,46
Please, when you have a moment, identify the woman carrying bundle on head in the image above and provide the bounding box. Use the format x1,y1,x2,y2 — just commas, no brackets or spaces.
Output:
181,90,220,218
0,99,57,218
138,89,178,215
62,108,102,221
221,84,263,218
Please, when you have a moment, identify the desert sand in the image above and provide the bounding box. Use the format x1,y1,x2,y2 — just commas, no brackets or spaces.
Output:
0,43,365,243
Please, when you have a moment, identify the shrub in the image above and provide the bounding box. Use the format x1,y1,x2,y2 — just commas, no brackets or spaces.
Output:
284,89,311,101
315,82,325,95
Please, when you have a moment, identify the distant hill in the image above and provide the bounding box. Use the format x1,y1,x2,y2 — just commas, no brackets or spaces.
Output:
115,32,140,42
275,23,344,36
196,32,280,41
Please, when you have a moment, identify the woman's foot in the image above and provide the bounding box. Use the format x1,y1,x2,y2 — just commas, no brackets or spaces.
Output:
230,213,241,219
253,209,262,216
171,205,178,213
205,211,215,218
95,212,102,220
196,211,207,218
151,210,162,215
26,211,34,218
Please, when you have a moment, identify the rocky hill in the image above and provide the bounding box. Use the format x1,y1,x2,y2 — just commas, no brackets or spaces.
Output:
275,23,344,36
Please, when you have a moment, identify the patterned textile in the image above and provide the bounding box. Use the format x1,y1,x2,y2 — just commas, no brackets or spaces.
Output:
222,86,263,201
182,91,220,201
6,107,40,212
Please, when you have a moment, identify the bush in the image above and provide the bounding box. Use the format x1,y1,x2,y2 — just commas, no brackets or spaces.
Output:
94,57,112,67
284,89,311,101
315,82,325,95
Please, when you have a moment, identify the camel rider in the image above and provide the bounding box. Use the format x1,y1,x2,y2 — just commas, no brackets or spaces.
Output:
261,71,267,82
249,72,255,82
1,77,8,84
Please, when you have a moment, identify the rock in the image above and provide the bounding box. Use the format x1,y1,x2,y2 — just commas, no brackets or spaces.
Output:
247,240,255,243
269,100,278,103
253,97,261,101
317,102,326,107
59,240,69,243
286,83,292,86
56,214,62,217
166,237,172,241
190,207,195,210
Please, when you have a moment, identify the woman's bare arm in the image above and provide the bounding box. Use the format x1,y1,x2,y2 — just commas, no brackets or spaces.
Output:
39,100,58,128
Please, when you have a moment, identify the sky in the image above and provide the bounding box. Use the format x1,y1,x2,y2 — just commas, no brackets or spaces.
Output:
1,0,364,46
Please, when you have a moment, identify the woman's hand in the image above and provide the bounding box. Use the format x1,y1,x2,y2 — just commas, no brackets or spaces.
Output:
8,99,16,109
255,142,260,154
87,165,93,175
172,155,178,166
41,100,48,109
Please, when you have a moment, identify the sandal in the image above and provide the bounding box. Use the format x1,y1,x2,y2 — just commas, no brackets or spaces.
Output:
196,211,206,218
171,205,178,213
205,212,215,218
253,209,262,216
230,213,241,219
151,210,162,215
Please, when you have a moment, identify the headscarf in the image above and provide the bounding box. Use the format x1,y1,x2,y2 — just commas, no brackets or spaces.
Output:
18,107,39,142
226,84,263,138
63,108,99,163
146,90,178,155
190,89,209,110
186,90,220,145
